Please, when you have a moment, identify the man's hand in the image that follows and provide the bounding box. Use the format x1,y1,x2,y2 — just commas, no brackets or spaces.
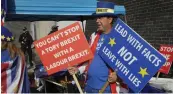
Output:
67,67,79,75
108,72,117,83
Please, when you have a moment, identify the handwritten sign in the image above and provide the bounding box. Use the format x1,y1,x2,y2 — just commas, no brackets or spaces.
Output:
159,45,173,74
34,22,93,75
98,18,166,92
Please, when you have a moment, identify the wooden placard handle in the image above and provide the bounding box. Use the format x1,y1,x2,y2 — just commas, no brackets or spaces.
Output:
99,81,109,93
72,74,83,93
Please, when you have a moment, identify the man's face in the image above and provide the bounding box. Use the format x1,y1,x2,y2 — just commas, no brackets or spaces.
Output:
23,28,27,33
96,16,113,32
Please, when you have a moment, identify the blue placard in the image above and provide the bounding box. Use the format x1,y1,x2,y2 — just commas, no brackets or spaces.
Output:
98,18,166,92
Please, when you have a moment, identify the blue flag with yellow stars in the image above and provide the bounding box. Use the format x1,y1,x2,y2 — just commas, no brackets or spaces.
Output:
98,18,166,93
1,0,7,25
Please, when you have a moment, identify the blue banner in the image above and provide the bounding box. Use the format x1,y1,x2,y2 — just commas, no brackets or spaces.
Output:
98,18,166,92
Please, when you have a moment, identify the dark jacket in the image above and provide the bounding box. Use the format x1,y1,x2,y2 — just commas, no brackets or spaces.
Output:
19,31,33,49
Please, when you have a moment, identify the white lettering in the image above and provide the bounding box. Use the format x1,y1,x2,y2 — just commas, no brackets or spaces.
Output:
160,46,173,52
117,46,138,65
128,73,141,87
60,34,80,47
115,59,129,76
68,50,89,62
54,47,74,58
115,24,128,37
142,48,161,67
102,47,116,62
127,34,143,51
46,58,68,70
41,50,45,55
35,40,47,48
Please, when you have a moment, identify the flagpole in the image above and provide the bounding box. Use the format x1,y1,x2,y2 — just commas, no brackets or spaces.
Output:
156,72,160,80
99,81,109,93
72,74,83,93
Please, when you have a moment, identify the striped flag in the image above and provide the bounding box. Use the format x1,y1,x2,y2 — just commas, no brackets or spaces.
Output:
1,50,30,93
1,0,7,26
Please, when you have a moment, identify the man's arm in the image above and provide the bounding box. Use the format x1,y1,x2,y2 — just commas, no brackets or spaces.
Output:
19,34,23,43
67,62,88,75
28,33,34,44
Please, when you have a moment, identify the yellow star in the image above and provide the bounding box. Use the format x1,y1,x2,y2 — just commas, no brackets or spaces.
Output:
11,36,14,40
6,37,11,41
1,9,4,15
138,67,149,78
108,38,116,47
1,35,5,40
101,37,104,41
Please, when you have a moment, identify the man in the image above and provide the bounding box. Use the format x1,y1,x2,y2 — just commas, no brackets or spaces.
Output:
19,27,34,67
68,1,119,93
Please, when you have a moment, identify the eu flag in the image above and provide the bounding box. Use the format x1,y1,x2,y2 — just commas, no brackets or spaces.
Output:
1,0,7,25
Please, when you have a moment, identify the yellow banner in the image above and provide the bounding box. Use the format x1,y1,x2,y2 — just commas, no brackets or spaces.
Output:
96,8,114,14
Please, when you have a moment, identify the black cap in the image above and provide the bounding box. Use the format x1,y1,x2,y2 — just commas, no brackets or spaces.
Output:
23,27,27,31
51,25,59,30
